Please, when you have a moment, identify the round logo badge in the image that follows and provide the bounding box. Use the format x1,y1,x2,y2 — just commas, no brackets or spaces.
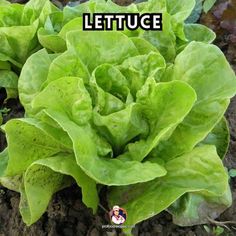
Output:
109,205,127,225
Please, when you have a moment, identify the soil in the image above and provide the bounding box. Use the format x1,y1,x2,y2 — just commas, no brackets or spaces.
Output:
1,0,236,235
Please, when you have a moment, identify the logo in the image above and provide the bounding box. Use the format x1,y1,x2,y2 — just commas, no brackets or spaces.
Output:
109,205,127,225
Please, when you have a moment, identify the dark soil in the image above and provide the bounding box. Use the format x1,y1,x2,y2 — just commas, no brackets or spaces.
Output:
1,0,236,235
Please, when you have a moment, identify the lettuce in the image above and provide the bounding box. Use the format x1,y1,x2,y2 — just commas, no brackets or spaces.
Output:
0,0,58,66
0,0,58,99
0,0,235,233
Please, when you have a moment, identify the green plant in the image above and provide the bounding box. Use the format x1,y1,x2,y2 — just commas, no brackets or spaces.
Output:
229,169,236,178
203,0,217,13
0,0,235,234
0,107,10,125
204,225,225,236
186,0,217,23
0,0,58,99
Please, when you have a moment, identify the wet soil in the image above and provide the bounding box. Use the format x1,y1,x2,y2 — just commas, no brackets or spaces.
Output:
1,0,236,235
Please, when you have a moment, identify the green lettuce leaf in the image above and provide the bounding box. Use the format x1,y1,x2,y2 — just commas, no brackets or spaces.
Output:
166,0,195,40
2,118,72,176
0,148,8,177
38,28,66,53
117,52,166,96
93,103,148,154
137,0,166,13
130,37,158,55
166,0,195,22
92,64,130,102
37,11,66,53
184,24,216,43
44,48,89,87
58,17,83,40
120,79,196,162
199,117,230,159
0,174,22,192
66,31,139,72
18,49,56,115
143,12,176,62
32,76,167,185
168,185,232,226
0,70,18,100
20,154,98,225
154,42,236,161
186,0,202,23
109,145,230,227
90,64,129,115
203,0,217,13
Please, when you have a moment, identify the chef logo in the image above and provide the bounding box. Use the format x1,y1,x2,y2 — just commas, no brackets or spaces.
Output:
110,205,127,225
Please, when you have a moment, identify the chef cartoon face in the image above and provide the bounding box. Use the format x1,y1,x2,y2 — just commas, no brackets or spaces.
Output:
110,206,127,225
